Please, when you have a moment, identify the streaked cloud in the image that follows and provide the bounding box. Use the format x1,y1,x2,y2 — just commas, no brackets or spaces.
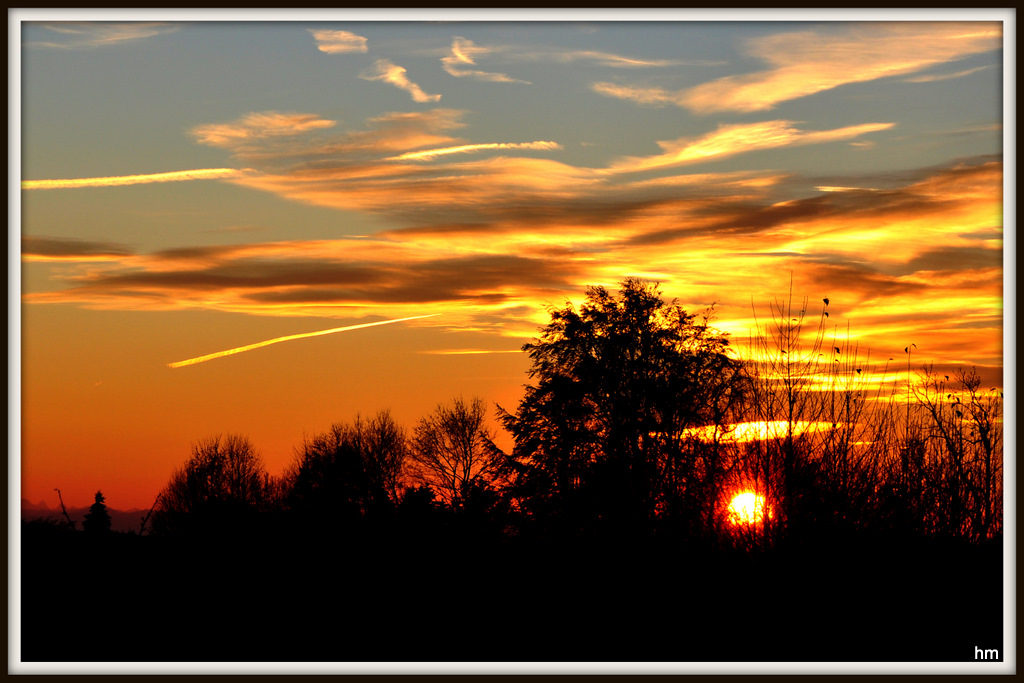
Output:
27,22,181,49
308,28,368,54
21,168,249,190
22,236,135,262
24,156,1001,371
679,22,1001,113
442,37,530,83
25,243,587,334
627,159,1001,249
359,59,441,103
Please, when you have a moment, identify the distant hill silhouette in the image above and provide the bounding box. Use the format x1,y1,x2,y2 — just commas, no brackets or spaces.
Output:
21,499,149,534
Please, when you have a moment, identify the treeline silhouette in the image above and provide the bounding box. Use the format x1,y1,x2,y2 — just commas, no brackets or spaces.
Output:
21,278,1003,664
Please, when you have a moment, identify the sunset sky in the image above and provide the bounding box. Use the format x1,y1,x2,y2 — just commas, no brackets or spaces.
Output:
15,11,1010,511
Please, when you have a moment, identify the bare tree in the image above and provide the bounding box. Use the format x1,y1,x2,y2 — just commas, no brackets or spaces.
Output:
152,434,272,536
912,366,1003,541
742,282,831,544
358,410,410,508
411,397,501,511
284,409,410,528
53,488,76,530
740,286,896,543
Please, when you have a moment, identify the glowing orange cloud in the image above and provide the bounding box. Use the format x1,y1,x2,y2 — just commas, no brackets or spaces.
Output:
168,314,438,368
21,168,250,190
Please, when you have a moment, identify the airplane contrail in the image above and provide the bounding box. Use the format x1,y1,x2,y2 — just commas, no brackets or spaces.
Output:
168,314,439,368
22,168,249,190
386,141,562,161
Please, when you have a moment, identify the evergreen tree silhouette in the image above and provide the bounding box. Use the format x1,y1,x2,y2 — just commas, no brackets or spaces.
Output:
82,491,112,534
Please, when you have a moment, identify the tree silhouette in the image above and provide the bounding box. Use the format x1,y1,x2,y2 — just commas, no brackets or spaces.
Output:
359,410,411,508
410,396,502,512
910,366,1003,541
284,410,409,530
151,434,274,537
82,491,112,534
53,488,76,531
497,277,742,538
19,281,1005,664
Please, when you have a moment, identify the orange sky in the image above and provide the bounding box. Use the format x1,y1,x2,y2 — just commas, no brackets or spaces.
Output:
17,14,1008,510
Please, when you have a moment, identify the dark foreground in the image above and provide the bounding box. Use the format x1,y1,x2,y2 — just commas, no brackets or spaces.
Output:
21,524,1003,663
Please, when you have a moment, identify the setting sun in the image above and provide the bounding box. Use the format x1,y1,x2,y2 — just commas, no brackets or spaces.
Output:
728,492,772,526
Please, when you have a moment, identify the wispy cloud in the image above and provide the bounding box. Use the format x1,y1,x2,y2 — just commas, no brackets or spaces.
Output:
534,48,680,68
308,28,368,54
27,22,181,49
192,109,466,166
596,23,1001,114
687,22,1001,113
903,65,994,83
437,36,683,83
183,108,892,224
150,110,903,251
191,112,337,148
360,59,441,103
607,121,895,174
442,37,530,83
591,82,681,106
22,168,249,190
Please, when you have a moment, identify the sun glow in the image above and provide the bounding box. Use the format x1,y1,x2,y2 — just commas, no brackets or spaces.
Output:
727,492,772,526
